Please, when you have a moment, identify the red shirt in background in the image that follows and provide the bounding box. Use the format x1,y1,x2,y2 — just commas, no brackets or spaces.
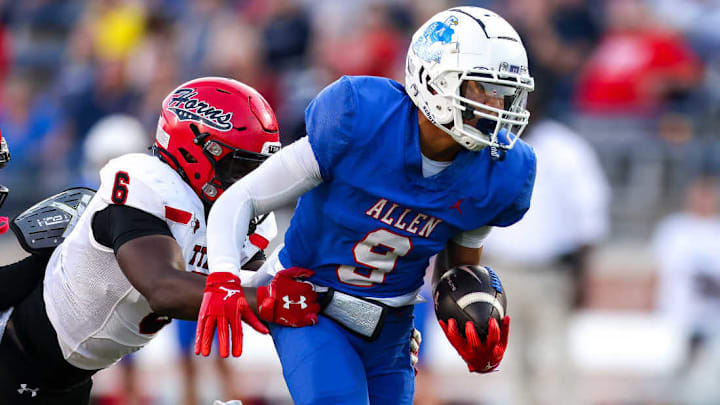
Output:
575,29,701,114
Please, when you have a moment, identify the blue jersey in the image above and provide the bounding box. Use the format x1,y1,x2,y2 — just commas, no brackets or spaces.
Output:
279,76,536,298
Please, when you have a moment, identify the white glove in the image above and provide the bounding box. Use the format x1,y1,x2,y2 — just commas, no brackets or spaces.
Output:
213,401,242,405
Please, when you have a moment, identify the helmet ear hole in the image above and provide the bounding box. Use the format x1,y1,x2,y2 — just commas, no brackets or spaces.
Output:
178,148,198,163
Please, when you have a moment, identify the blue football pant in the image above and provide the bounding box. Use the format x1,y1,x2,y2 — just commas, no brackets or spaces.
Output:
270,306,415,405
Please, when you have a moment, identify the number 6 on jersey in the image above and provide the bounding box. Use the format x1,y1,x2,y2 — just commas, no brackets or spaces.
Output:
337,229,413,287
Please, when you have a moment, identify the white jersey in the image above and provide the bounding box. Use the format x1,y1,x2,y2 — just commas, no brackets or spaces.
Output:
43,153,276,370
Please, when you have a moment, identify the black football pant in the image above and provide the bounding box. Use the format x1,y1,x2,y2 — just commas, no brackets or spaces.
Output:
0,257,96,404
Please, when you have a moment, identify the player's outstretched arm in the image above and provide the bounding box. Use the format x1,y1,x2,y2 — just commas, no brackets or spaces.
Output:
206,137,322,275
117,233,320,359
115,234,273,321
117,234,212,320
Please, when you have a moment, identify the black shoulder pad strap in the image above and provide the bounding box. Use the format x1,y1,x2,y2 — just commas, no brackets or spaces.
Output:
10,187,96,255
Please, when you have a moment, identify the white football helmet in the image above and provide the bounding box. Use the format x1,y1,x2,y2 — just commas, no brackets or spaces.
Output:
405,7,534,151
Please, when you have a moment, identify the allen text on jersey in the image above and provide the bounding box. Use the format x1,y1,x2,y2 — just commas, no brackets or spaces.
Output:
365,198,443,238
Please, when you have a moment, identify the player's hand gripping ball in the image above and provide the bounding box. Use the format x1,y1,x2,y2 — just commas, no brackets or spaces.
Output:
434,265,509,373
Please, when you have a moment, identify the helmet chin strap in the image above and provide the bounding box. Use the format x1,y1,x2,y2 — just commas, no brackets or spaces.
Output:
489,145,506,161
472,119,505,161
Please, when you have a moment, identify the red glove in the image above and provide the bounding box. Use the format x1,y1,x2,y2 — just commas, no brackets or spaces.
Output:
256,267,320,327
439,316,510,373
195,272,269,358
0,217,7,234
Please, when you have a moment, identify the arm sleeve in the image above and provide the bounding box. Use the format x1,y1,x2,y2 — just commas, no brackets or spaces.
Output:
92,204,173,255
452,225,492,248
305,76,356,181
207,136,322,274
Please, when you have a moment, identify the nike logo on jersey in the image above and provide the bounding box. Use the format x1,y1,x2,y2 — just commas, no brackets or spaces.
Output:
282,295,307,309
449,198,464,213
365,198,443,238
220,287,241,301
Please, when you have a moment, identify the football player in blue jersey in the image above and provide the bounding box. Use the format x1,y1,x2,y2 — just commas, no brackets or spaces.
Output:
196,7,537,404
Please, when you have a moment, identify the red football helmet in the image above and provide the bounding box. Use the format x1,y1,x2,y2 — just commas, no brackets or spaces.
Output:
154,77,280,204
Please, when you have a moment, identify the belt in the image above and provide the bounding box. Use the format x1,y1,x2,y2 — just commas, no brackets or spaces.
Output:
320,288,405,341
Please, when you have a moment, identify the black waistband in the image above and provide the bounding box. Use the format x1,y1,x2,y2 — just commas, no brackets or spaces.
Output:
10,280,98,390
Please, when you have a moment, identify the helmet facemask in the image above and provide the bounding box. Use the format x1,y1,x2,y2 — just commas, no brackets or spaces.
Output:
427,68,533,152
212,146,268,191
452,69,532,151
190,124,273,201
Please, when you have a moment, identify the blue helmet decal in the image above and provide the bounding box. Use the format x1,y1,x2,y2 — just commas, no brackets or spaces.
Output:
412,15,458,63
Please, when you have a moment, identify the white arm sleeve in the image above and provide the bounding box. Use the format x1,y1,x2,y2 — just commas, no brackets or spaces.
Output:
207,137,322,274
452,225,492,248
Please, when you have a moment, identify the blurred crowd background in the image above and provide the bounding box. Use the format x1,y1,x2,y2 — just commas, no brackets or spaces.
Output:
0,0,719,404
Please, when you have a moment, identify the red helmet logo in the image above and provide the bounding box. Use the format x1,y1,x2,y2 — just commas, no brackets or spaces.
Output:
167,88,234,132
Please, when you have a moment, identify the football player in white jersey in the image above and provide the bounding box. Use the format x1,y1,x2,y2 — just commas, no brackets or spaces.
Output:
0,77,321,405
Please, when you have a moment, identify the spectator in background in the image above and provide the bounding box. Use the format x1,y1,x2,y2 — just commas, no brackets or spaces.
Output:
574,0,702,115
0,76,68,205
653,175,720,403
649,0,720,60
504,0,601,119
126,11,181,131
260,0,317,145
62,58,141,160
482,86,611,405
58,0,145,177
261,0,311,74
87,0,146,62
315,3,405,80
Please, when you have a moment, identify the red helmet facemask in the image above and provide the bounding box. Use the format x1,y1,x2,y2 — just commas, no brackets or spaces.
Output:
153,77,280,204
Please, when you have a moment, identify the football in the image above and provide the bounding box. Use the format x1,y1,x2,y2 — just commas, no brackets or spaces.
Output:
433,265,507,339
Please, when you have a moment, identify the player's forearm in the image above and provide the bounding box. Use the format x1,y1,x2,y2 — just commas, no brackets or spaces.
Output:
207,138,322,274
206,186,254,274
147,270,205,320
433,242,483,286
148,271,259,320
